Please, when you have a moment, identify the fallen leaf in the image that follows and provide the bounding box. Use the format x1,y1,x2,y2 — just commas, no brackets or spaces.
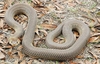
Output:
75,0,81,4
18,51,24,60
0,10,6,13
76,55,84,59
69,61,77,64
20,60,26,64
97,18,100,24
89,37,99,42
92,33,100,37
17,45,23,51
80,8,89,13
0,51,5,60
96,59,99,64
14,59,18,64
35,28,40,36
5,0,14,6
0,14,4,18
27,60,33,64
39,29,48,36
85,60,91,64
94,45,100,48
0,19,4,28
41,23,57,29
88,51,98,60
60,62,65,64
0,2,4,5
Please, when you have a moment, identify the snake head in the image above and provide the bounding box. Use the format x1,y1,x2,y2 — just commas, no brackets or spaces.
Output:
7,35,20,46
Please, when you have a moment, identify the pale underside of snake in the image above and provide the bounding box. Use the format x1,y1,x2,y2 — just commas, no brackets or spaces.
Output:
5,3,90,60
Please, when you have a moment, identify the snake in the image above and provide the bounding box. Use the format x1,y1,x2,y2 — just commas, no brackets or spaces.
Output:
5,3,90,60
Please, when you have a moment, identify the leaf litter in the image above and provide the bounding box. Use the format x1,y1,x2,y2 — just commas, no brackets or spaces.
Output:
0,0,100,64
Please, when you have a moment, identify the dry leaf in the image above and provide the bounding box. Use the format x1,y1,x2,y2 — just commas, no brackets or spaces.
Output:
96,59,99,64
88,51,98,60
20,60,26,64
0,10,5,13
5,0,14,6
0,19,4,28
94,45,100,48
89,37,99,42
68,2,76,7
92,33,100,37
0,2,4,5
17,45,23,51
97,18,100,24
14,59,18,64
27,60,33,64
0,14,4,18
8,38,20,46
39,29,47,36
35,28,39,36
18,51,24,60
75,0,81,4
73,31,79,38
69,61,77,64
60,62,65,64
0,51,5,60
41,23,57,29
76,55,84,59
85,60,91,64
55,3,64,10
80,8,89,13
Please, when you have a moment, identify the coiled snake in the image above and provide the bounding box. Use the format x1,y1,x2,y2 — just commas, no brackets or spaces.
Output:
5,3,90,60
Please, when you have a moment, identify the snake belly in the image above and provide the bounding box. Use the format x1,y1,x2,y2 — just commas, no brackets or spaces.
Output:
5,3,90,60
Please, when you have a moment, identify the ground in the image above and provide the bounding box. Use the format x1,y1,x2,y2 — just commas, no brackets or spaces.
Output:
0,0,100,64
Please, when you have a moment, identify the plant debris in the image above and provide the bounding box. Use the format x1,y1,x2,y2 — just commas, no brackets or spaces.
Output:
0,0,100,64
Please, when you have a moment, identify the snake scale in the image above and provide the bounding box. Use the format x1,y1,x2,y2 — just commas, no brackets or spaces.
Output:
5,3,90,60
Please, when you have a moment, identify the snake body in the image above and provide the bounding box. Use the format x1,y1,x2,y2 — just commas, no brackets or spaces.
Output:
5,3,90,60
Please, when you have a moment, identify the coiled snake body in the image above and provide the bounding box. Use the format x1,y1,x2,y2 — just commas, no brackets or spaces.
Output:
5,3,90,60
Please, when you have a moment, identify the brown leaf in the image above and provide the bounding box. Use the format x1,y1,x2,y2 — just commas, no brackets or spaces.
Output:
18,51,24,60
60,62,65,64
0,14,4,18
35,28,40,36
76,55,84,59
0,10,6,13
69,61,77,64
55,3,64,10
73,31,79,38
92,33,100,37
75,0,81,4
32,0,41,5
0,2,4,5
85,60,91,64
5,0,14,6
97,18,100,24
20,60,26,64
14,59,18,64
27,60,33,64
89,37,99,42
0,19,4,28
39,29,48,36
96,59,99,64
17,45,23,51
0,51,5,60
88,51,98,60
80,8,89,13
41,23,57,29
94,44,100,48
